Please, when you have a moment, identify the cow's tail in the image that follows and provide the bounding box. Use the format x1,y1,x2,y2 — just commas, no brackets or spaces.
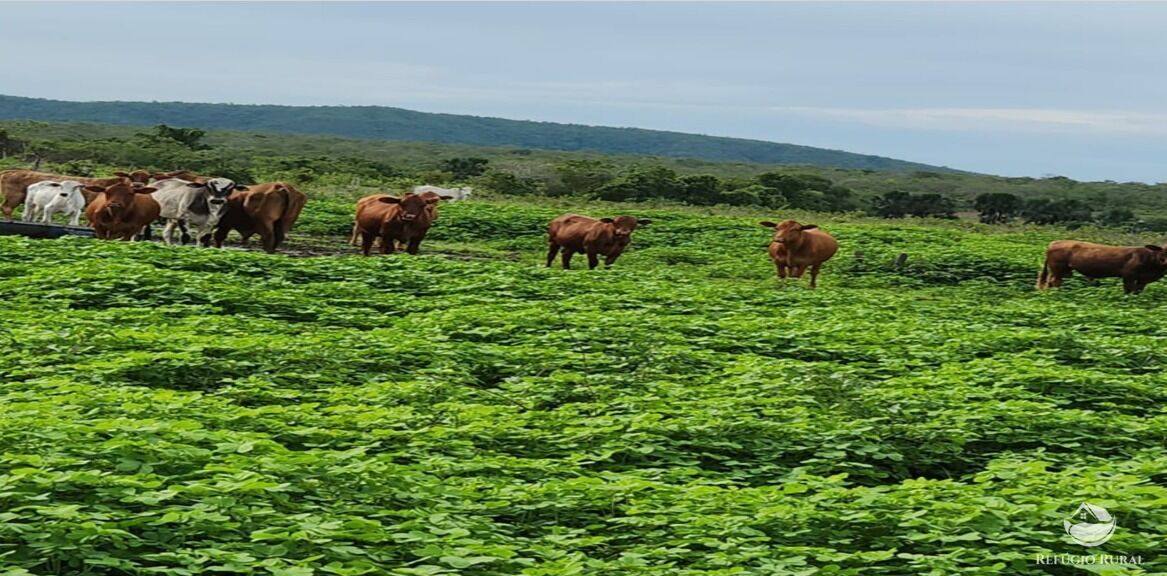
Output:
1036,256,1050,290
273,184,307,249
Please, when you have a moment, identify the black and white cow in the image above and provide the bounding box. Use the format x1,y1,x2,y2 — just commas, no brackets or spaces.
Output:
149,178,247,246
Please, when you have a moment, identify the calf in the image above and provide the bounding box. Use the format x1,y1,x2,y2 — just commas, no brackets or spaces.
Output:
24,180,87,226
1037,240,1167,294
84,180,161,240
211,182,307,253
349,190,447,247
1,170,151,220
354,192,444,256
546,214,651,269
760,219,838,288
150,177,246,245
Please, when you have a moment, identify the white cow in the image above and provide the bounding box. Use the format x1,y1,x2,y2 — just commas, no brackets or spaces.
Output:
413,185,472,201
24,180,87,226
149,177,246,245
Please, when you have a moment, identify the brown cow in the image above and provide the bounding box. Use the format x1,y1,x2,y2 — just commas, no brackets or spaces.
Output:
84,179,161,240
1037,240,1167,294
348,191,446,247
760,219,838,288
354,192,445,256
546,214,651,270
1,170,151,220
211,182,307,253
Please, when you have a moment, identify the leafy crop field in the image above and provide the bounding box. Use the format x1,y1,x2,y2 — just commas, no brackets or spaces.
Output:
1,199,1165,575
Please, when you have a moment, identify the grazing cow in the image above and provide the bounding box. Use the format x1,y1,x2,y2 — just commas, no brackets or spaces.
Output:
150,177,246,245
348,190,447,247
546,214,651,270
84,179,161,240
413,184,472,201
354,192,446,256
211,182,307,253
1037,240,1167,294
24,180,87,226
1,170,151,220
760,219,838,288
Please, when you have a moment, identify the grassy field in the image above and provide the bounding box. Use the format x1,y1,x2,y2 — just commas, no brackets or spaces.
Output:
1,194,1165,575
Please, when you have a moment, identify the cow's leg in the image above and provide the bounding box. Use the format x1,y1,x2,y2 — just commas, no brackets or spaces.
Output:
1123,277,1138,294
789,265,806,278
212,227,229,248
68,210,81,227
161,220,178,245
360,231,375,256
1047,265,1071,288
604,253,619,268
561,249,575,270
546,243,561,267
586,251,600,270
257,222,277,253
380,235,396,254
776,261,788,279
809,263,823,289
177,220,192,245
406,238,422,255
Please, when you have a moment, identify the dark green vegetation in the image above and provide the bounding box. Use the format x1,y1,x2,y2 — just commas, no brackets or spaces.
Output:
3,120,1167,224
0,94,950,171
1,197,1165,575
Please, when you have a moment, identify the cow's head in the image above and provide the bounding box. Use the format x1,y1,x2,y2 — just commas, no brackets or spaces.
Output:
761,220,817,245
56,180,85,200
382,192,441,222
188,178,246,225
86,180,156,217
112,170,152,185
600,216,651,239
1143,244,1167,268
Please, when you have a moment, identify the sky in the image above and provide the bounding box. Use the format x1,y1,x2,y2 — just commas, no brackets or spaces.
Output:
2,2,1166,182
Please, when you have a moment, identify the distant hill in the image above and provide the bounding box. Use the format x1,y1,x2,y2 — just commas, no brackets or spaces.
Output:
0,94,959,173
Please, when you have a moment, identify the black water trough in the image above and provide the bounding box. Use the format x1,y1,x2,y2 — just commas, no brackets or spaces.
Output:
0,221,95,239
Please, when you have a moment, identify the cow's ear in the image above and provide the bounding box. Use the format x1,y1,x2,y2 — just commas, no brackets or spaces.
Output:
1145,245,1162,251
378,196,402,204
760,221,777,228
800,224,818,231
233,185,249,191
134,187,157,195
84,185,106,193
637,219,652,226
113,171,129,178
600,217,615,223
47,182,61,187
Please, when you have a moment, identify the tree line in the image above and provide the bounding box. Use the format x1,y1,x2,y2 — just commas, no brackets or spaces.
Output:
0,125,1156,230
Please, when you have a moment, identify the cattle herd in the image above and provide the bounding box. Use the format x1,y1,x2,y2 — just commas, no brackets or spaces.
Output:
1,167,1166,293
